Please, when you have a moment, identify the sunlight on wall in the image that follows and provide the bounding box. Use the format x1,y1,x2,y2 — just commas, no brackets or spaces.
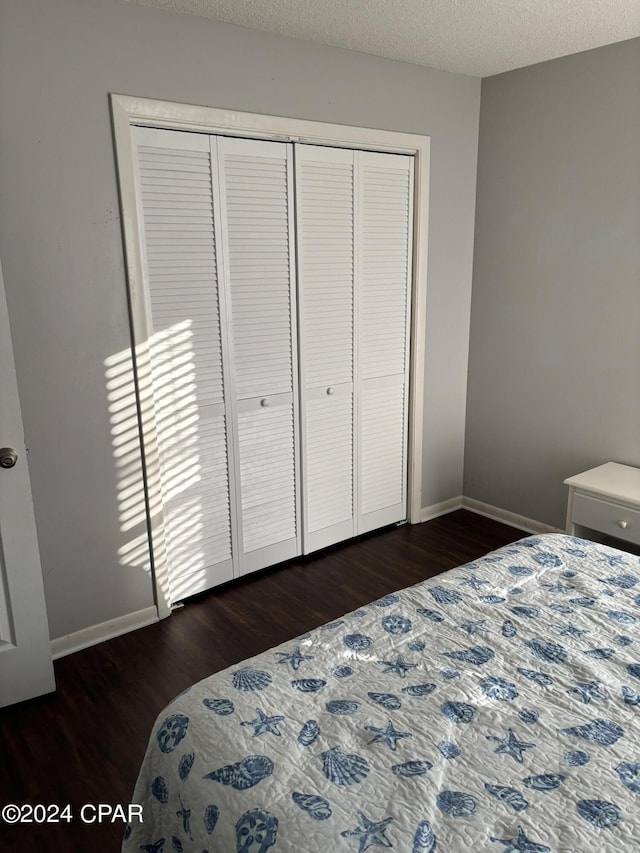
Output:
105,319,208,607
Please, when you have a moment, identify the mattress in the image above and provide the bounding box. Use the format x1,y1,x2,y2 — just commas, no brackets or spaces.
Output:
122,533,640,852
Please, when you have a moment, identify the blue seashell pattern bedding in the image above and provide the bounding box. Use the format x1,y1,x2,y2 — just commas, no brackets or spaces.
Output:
122,534,640,852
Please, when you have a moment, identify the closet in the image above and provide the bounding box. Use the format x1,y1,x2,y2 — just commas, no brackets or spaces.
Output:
131,126,413,604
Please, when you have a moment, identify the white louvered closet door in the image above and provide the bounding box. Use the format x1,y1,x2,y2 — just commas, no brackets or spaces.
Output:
297,145,413,552
296,145,356,553
216,137,300,575
133,127,235,602
357,151,413,533
132,129,412,597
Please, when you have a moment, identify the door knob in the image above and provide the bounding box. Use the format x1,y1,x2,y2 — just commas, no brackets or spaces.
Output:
0,448,18,469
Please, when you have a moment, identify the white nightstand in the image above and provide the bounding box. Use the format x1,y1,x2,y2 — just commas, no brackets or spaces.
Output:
564,462,640,550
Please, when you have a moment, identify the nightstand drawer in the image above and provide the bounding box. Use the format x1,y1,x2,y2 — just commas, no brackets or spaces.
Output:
572,492,640,545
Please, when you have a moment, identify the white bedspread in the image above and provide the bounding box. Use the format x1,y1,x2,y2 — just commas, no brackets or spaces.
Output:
122,534,640,852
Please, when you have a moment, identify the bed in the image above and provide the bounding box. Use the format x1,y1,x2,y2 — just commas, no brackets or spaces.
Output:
122,534,640,852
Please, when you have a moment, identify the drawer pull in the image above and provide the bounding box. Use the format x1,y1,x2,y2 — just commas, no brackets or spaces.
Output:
618,520,628,529
260,398,270,407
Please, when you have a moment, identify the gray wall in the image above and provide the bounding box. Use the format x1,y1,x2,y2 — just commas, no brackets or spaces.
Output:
465,38,640,529
0,0,480,639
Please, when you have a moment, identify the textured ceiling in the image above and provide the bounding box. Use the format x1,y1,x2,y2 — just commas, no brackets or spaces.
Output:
128,0,640,77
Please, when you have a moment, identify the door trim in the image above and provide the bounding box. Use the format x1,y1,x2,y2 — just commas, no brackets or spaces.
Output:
111,94,430,618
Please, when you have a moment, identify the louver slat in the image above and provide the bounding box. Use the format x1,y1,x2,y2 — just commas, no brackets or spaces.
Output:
134,127,233,600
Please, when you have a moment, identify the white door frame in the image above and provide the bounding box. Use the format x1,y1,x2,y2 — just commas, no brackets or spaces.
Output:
111,94,430,619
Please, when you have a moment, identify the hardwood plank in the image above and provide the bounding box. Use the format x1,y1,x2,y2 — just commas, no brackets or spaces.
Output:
0,510,522,852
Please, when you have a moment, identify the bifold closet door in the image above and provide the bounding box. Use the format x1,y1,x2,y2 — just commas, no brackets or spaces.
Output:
357,150,413,534
133,128,299,600
132,128,410,593
296,146,356,553
133,127,234,602
215,137,300,576
296,145,413,553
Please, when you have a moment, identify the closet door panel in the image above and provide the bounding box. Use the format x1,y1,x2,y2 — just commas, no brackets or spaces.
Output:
217,138,300,572
296,146,355,552
357,151,413,532
134,127,234,601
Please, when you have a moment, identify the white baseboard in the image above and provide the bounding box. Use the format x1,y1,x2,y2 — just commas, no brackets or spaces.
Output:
51,606,159,660
419,494,560,535
461,497,563,536
421,496,463,522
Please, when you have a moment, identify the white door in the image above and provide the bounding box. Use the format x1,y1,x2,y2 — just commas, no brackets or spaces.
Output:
0,258,55,707
132,129,300,600
216,137,300,576
296,145,356,553
133,127,236,604
356,151,413,534
296,145,413,553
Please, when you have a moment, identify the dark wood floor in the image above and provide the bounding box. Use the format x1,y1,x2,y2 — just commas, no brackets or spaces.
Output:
0,510,522,853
